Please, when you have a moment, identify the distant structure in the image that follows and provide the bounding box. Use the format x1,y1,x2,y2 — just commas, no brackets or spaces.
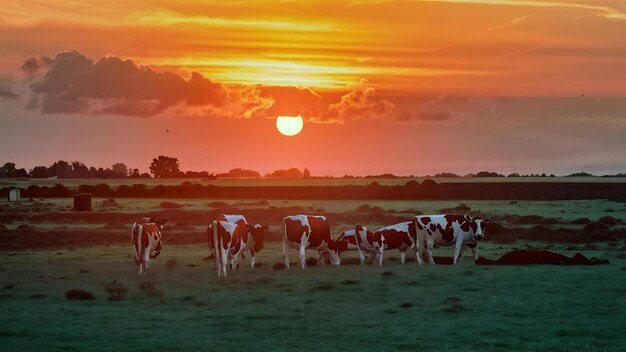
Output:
73,193,92,211
8,189,20,202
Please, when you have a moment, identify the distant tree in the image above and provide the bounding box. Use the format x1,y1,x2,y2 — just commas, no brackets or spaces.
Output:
221,168,261,178
30,166,51,178
265,168,303,178
111,163,129,178
71,161,90,178
149,156,182,178
474,171,504,177
303,168,311,178
507,173,520,177
129,168,142,178
140,172,151,178
567,172,594,177
48,160,72,178
0,162,16,177
433,172,460,178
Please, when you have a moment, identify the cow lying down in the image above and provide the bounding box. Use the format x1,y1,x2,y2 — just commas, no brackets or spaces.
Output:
476,250,609,265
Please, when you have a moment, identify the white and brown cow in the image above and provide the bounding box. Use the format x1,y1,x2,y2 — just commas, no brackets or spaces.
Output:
207,214,268,277
414,215,490,265
374,221,416,266
132,217,167,276
336,225,383,265
282,215,340,269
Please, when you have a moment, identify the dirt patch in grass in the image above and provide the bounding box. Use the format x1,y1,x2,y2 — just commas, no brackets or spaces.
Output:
315,282,335,291
29,294,47,299
105,280,129,301
66,289,95,300
380,271,395,279
273,262,286,270
341,279,359,285
165,259,179,268
139,281,164,300
399,302,413,309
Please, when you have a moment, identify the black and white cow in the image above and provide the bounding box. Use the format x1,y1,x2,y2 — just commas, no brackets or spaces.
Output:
282,215,340,269
207,214,268,277
374,221,417,266
131,217,167,276
414,215,490,265
336,225,383,265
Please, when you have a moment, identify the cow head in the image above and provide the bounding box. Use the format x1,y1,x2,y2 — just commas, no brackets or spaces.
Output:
247,224,269,252
324,238,341,265
470,216,491,240
156,218,168,231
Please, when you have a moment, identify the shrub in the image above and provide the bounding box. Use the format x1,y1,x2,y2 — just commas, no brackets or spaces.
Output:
598,216,618,226
105,280,129,301
65,289,95,300
139,281,164,300
207,201,229,208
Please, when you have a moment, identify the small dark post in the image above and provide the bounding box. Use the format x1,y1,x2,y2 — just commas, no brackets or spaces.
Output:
74,193,92,212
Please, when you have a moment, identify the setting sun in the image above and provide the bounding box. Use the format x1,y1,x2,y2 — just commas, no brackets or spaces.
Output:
276,115,304,136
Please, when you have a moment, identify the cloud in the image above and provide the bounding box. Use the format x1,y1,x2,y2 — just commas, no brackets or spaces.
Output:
393,94,454,122
20,56,53,75
0,86,18,99
28,50,227,116
320,87,394,123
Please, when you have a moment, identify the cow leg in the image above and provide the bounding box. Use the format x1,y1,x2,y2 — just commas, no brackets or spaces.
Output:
299,240,307,270
282,226,290,269
248,249,256,268
427,240,436,265
400,251,406,264
220,248,228,277
458,246,465,262
471,245,478,263
453,239,464,264
414,238,424,265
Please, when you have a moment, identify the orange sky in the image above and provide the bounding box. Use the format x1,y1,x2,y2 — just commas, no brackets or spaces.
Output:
1,0,625,175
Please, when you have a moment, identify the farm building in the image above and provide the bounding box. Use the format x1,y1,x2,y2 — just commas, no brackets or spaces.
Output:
8,189,20,202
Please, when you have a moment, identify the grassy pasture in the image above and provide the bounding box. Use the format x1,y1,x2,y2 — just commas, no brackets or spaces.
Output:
2,176,626,189
1,243,625,351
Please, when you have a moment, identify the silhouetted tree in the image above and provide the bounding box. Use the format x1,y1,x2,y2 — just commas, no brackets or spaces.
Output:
303,168,311,178
265,168,303,178
149,156,182,178
71,161,90,178
48,160,72,178
30,166,51,178
111,163,129,178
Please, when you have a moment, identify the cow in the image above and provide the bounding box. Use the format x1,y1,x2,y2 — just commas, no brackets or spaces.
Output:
374,221,416,266
336,225,383,265
282,215,340,269
207,214,268,277
414,215,490,265
131,217,168,276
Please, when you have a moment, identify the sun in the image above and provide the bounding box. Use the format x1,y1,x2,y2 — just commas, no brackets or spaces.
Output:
276,115,304,136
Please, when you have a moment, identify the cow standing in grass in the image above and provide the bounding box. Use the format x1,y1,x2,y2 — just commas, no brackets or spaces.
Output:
373,221,416,266
132,217,167,276
336,225,383,265
414,215,489,265
207,214,268,277
282,215,340,269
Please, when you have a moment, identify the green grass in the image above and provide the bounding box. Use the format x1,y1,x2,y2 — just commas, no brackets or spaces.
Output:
1,243,625,351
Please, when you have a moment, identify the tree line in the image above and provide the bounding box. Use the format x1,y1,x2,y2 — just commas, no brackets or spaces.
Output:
0,156,312,179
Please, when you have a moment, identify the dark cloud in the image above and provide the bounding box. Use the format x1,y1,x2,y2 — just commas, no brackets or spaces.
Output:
28,50,227,116
0,86,18,99
20,56,53,75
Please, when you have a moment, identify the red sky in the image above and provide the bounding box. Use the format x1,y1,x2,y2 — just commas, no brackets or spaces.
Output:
1,0,625,175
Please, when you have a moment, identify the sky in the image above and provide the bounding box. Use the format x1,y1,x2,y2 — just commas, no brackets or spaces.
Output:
1,0,625,176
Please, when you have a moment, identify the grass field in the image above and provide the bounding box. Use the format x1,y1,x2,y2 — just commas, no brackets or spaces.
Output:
1,243,625,351
2,176,626,189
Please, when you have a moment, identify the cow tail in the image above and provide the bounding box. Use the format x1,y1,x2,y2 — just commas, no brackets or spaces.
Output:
213,220,221,277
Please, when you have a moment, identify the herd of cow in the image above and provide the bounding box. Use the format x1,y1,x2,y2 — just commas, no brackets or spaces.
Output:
131,214,490,277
